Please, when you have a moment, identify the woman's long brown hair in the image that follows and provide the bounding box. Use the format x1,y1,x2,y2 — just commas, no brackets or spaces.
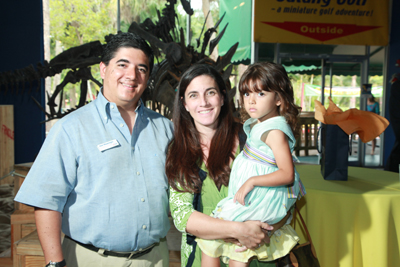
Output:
166,64,240,193
238,62,301,139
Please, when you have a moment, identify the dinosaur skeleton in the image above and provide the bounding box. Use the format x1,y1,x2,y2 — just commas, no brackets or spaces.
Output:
0,0,238,121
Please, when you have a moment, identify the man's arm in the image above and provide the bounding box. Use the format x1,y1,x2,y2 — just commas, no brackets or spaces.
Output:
35,208,64,264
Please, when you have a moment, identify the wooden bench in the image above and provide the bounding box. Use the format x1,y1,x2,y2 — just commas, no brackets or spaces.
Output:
11,209,36,263
0,163,34,267
13,230,45,267
10,163,36,265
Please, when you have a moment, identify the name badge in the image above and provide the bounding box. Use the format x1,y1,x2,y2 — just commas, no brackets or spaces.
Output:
97,139,120,152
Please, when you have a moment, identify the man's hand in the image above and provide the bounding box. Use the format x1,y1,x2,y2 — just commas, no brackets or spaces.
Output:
233,179,254,206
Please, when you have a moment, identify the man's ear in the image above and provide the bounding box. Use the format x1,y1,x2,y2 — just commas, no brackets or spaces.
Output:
99,62,106,79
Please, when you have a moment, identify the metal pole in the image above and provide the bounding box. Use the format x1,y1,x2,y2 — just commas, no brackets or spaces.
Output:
318,59,327,163
360,46,370,111
251,0,256,64
186,0,191,46
379,45,389,167
117,0,120,32
358,45,370,166
274,43,281,64
329,63,333,98
321,59,326,105
318,59,326,164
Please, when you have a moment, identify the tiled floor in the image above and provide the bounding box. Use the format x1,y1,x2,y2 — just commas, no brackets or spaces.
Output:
349,138,382,167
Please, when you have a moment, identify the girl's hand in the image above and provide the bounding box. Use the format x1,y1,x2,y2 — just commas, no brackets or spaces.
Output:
233,179,254,205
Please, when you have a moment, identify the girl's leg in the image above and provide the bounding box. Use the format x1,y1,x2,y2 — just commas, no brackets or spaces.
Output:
201,252,221,267
229,259,250,267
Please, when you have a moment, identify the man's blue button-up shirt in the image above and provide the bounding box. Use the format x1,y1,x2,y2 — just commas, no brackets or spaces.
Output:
15,91,174,252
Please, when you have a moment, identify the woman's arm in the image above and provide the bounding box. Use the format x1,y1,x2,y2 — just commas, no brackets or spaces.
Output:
234,130,294,205
187,209,291,251
169,185,196,233
186,210,272,249
186,210,273,240
169,185,272,249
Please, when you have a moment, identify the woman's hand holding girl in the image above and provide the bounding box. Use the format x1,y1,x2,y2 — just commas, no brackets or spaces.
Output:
234,220,273,251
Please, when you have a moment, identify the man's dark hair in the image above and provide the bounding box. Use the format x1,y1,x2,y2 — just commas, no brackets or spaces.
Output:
102,31,154,73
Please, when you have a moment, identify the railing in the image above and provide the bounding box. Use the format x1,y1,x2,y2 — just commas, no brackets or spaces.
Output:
295,112,319,157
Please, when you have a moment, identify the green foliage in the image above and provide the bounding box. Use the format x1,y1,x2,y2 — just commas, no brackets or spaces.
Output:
50,0,116,106
369,75,383,87
49,0,222,109
175,1,220,55
289,73,383,112
119,0,168,32
50,0,114,48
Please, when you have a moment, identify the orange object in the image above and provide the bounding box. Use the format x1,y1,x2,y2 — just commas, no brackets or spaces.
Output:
314,97,389,143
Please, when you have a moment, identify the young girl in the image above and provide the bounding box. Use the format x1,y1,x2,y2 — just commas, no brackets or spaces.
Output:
196,62,306,267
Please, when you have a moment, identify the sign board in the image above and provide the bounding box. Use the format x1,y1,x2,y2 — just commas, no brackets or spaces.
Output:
254,0,389,45
361,83,372,97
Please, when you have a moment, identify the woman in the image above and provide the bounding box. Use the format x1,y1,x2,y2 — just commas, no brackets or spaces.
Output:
166,64,289,267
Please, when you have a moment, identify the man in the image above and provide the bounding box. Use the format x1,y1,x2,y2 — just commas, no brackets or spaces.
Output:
15,32,173,267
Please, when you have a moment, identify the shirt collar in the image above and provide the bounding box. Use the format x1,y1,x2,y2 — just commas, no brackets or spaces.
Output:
95,88,144,123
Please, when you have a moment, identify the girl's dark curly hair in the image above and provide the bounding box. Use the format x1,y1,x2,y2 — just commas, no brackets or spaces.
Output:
238,61,301,138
